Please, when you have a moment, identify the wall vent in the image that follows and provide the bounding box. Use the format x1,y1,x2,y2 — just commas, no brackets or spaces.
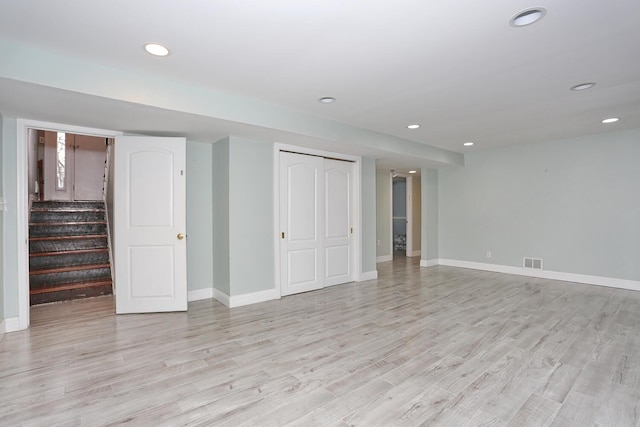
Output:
523,257,543,269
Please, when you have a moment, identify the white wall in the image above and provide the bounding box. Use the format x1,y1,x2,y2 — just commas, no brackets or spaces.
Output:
438,129,640,282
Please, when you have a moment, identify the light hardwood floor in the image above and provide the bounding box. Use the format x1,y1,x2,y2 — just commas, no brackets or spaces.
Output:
1,257,640,426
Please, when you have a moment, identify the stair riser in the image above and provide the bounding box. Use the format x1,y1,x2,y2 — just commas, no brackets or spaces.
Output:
30,237,108,253
29,223,107,237
31,211,105,223
30,252,110,271
30,285,112,305
32,201,105,210
30,268,112,289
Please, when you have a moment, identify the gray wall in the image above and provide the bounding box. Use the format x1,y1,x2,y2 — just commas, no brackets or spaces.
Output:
411,175,421,254
438,129,640,281
212,137,230,295
228,137,274,295
360,157,377,273
422,169,439,261
0,115,4,322
186,140,213,291
376,168,391,258
2,117,17,318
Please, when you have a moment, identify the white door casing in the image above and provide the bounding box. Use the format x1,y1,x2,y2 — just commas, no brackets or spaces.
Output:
114,136,187,314
279,152,324,296
324,158,355,286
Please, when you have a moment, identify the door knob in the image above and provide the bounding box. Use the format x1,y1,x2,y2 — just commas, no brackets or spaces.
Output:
177,233,185,240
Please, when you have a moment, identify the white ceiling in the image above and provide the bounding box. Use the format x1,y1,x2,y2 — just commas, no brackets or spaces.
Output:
1,0,639,171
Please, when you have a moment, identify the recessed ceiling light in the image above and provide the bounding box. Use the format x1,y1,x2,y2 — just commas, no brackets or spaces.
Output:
407,124,420,130
318,97,336,104
144,43,169,57
409,170,417,174
602,117,619,124
510,8,547,27
570,82,596,91
463,142,474,146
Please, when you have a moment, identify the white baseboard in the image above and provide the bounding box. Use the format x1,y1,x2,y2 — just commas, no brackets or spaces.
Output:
1,317,22,333
376,255,392,263
212,287,231,307
358,270,378,281
420,259,439,267
229,288,280,308
407,250,421,258
187,287,214,302
437,259,640,292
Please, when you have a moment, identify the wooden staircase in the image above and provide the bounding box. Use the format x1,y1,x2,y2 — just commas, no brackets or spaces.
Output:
29,201,113,305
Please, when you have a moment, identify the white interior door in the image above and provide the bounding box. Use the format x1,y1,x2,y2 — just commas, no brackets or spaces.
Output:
114,136,187,314
280,152,324,296
324,159,355,286
74,135,107,200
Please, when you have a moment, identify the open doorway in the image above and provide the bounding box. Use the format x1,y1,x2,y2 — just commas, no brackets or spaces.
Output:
27,128,114,305
391,173,421,260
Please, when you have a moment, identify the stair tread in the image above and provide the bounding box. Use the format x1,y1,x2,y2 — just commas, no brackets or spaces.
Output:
29,248,109,257
31,208,105,212
30,221,107,226
30,280,112,295
29,234,107,242
29,263,111,275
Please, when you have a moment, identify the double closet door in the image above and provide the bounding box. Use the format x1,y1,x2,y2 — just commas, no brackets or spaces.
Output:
280,151,355,296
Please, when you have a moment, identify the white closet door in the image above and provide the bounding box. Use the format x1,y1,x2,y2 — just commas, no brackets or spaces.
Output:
280,152,325,296
324,159,354,286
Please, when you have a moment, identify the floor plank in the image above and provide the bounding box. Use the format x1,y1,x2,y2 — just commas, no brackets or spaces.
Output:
1,256,640,426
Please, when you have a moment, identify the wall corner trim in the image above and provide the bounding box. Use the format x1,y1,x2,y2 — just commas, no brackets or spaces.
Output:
1,317,24,333
376,255,393,263
358,271,378,281
187,287,214,302
438,259,640,292
407,250,422,258
212,287,231,307
229,288,280,308
420,259,440,267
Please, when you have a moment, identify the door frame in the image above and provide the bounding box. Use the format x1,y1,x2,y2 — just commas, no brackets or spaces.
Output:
390,174,414,259
273,143,362,298
14,119,122,330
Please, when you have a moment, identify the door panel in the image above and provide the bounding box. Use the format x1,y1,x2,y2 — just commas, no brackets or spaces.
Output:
280,152,324,296
324,159,354,286
114,136,187,314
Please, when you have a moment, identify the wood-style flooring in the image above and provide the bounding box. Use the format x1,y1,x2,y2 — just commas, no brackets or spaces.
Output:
1,257,640,426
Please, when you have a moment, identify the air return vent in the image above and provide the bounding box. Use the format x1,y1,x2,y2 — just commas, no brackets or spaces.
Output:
523,257,543,269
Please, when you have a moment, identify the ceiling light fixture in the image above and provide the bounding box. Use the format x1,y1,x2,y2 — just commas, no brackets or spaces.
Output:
463,142,474,146
570,82,596,91
510,7,547,27
144,43,170,57
409,170,417,174
318,97,336,104
602,117,619,124
407,124,420,129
